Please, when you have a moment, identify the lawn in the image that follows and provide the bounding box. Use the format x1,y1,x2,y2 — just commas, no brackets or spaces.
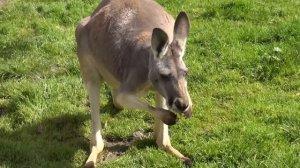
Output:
0,0,300,167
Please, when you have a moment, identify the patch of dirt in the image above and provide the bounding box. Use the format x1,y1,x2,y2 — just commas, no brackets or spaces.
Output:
101,129,151,162
0,0,8,8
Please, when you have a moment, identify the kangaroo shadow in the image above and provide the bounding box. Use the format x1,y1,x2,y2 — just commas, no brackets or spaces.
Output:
0,101,155,167
0,112,90,168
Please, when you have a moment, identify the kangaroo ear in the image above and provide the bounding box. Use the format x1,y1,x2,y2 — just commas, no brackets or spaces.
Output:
173,12,190,57
151,28,169,59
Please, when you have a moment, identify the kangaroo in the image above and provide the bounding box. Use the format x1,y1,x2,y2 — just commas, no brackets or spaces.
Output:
75,0,192,167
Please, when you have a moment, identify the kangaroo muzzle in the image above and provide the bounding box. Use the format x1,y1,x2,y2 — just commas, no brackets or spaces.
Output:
170,97,192,118
183,105,192,118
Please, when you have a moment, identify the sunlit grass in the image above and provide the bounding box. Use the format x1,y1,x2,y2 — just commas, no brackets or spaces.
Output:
0,0,300,167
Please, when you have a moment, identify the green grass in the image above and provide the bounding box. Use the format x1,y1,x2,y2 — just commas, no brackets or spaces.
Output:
0,0,300,167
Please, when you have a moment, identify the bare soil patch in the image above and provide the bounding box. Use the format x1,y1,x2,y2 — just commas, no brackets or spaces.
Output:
101,129,151,162
0,0,8,8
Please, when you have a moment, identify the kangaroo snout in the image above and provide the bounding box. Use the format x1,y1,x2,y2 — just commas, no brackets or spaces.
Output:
174,98,189,112
169,97,190,113
171,98,192,118
183,106,192,118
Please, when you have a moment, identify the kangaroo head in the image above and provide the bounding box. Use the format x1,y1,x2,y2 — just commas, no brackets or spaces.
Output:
149,12,192,117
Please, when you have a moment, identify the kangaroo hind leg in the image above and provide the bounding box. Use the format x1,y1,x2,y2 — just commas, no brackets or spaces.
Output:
77,35,104,168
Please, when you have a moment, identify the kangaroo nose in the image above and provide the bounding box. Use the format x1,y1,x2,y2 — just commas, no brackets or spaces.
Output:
174,98,188,112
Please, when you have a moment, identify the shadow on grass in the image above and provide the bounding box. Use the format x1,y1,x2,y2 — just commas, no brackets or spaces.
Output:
0,102,155,167
0,112,90,167
101,100,122,117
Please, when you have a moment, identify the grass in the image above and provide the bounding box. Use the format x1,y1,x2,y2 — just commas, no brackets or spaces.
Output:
0,0,300,167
